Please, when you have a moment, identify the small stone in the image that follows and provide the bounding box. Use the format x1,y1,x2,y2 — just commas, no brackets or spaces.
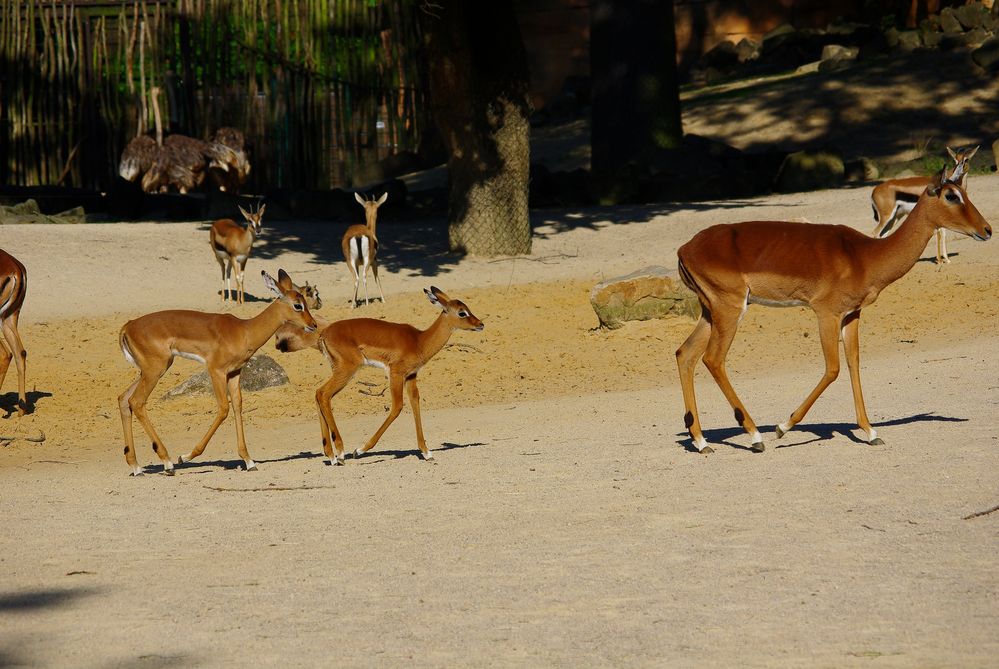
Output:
590,266,699,330
163,354,289,399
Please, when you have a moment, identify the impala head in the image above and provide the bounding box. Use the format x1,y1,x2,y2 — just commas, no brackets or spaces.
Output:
355,191,388,227
293,280,322,310
262,269,318,332
925,169,992,242
238,203,266,235
425,286,484,331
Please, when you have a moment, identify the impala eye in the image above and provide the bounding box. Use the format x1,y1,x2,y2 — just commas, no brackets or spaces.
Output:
945,191,961,204
457,310,469,318
293,303,304,312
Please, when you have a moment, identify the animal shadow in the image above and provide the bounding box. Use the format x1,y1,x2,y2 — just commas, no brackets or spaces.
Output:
1,390,52,418
155,449,323,474
347,441,487,464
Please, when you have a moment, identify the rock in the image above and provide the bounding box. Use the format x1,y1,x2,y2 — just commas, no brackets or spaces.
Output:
965,27,990,48
0,199,87,225
920,30,943,48
701,39,740,72
972,36,999,71
735,38,761,63
821,44,859,61
940,8,965,34
845,158,879,181
954,2,989,30
774,150,845,193
162,354,289,399
817,57,852,73
895,30,922,50
590,266,699,330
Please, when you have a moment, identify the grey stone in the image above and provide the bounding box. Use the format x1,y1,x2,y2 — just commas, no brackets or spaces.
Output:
0,199,86,225
954,3,988,30
896,30,922,50
774,150,845,193
972,36,999,71
735,38,761,63
590,266,699,330
821,44,859,61
163,354,289,399
940,8,965,34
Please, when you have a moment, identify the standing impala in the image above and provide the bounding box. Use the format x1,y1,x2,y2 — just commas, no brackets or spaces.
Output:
315,286,483,465
210,203,265,303
342,192,387,307
118,269,317,476
872,146,977,264
675,168,991,454
0,249,28,415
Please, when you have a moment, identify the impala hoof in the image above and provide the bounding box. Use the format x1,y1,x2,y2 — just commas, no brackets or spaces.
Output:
750,442,766,453
699,445,714,454
422,451,434,461
163,467,176,476
352,449,362,459
245,462,258,471
775,424,789,439
869,438,885,446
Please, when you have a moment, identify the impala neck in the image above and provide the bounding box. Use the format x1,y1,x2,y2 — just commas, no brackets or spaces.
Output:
366,213,378,239
239,299,290,351
416,312,454,365
866,195,938,288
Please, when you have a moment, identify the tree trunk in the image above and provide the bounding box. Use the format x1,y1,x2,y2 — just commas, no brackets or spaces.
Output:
591,0,683,200
421,0,532,256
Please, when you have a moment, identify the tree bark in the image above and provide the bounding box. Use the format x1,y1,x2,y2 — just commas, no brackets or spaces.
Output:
421,0,532,256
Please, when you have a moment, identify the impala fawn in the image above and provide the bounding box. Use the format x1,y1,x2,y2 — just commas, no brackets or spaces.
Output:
210,204,265,303
315,286,483,464
0,249,28,415
342,192,387,307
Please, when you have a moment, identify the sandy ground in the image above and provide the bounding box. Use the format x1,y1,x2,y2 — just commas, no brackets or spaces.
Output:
1,174,998,667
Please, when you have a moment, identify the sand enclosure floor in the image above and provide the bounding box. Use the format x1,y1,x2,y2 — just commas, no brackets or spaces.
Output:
1,178,998,666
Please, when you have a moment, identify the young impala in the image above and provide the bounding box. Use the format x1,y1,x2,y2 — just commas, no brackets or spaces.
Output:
210,203,265,303
872,146,977,264
342,192,387,307
0,250,28,415
118,269,317,475
315,286,483,465
676,167,991,453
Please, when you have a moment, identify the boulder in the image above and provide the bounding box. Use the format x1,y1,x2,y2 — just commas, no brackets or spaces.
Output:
954,2,989,30
821,44,859,61
939,8,965,34
163,354,289,399
0,199,87,225
735,38,762,63
895,30,922,50
590,266,699,330
774,150,845,193
972,36,999,71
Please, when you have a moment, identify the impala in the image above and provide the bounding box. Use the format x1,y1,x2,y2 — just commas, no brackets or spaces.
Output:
872,146,977,264
342,192,387,307
210,203,265,303
315,286,483,464
675,168,991,453
0,250,28,415
118,269,317,475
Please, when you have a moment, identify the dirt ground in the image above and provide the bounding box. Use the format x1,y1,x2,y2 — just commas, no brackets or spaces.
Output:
1,169,997,667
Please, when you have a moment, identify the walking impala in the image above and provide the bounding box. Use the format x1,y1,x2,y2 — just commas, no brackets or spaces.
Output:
675,168,991,453
118,269,317,475
872,146,978,264
0,250,28,415
315,286,483,465
210,203,265,303
342,192,387,307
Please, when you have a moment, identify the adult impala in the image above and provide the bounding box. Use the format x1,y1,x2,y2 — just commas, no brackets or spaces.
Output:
118,269,317,475
210,203,265,303
0,249,28,415
675,168,991,453
872,146,977,264
315,286,483,465
342,192,387,307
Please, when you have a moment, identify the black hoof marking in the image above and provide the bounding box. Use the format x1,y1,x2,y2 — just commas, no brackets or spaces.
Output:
750,442,766,453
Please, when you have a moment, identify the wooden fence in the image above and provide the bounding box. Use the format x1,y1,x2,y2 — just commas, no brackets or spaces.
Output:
0,0,428,191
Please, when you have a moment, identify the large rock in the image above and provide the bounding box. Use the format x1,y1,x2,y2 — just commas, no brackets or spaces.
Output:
163,355,289,399
590,266,699,330
954,2,989,30
939,8,965,34
972,36,999,71
774,150,845,193
0,199,87,225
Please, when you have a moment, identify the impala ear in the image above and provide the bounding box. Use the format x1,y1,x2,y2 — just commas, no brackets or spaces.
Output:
261,270,282,297
425,286,448,309
376,192,388,206
354,192,365,205
257,203,266,218
967,145,979,160
276,269,294,291
927,168,946,196
238,205,251,220
946,146,958,162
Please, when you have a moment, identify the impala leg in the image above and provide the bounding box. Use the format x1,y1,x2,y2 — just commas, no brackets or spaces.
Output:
0,329,12,410
354,372,406,458
1,315,27,414
701,307,765,452
936,229,949,265
215,253,228,301
348,262,360,308
676,315,713,453
226,372,256,470
126,359,175,475
372,259,386,303
777,313,841,439
841,311,883,445
316,362,358,465
360,248,371,306
178,369,230,465
237,257,248,304
224,259,233,302
118,376,143,476
406,375,431,460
